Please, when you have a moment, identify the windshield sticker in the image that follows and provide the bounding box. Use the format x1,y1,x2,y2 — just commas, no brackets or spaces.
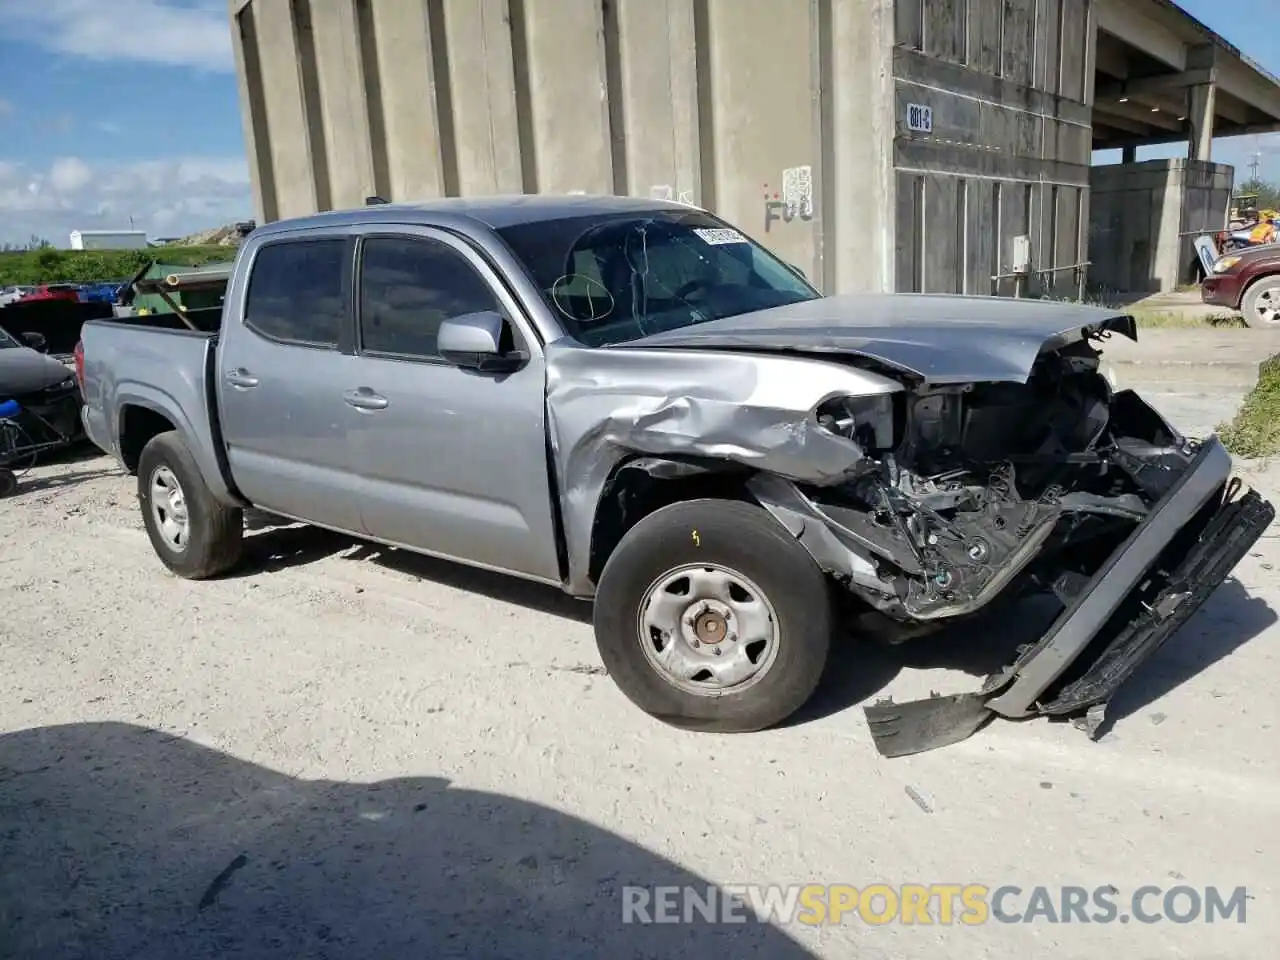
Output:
693,228,748,245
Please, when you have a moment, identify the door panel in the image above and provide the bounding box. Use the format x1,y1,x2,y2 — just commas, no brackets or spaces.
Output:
350,354,560,579
349,231,561,581
218,236,365,533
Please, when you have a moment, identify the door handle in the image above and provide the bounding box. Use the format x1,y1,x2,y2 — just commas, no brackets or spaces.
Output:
343,388,389,411
225,369,259,389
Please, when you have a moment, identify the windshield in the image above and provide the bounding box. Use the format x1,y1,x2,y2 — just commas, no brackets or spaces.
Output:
495,209,818,346
0,328,18,349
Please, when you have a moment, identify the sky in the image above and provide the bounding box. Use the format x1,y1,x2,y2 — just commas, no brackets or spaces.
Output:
0,0,1278,248
0,0,248,246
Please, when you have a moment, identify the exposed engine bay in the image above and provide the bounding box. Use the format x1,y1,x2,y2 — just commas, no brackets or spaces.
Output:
794,338,1195,627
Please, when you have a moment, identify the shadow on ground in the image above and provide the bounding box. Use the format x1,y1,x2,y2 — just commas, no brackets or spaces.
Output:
232,518,1275,737
3,442,117,498
1099,576,1276,732
0,723,816,960
6,465,119,497
235,516,592,623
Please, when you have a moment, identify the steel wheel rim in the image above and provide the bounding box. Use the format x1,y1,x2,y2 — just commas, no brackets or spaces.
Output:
149,465,190,552
1256,288,1280,326
636,563,780,696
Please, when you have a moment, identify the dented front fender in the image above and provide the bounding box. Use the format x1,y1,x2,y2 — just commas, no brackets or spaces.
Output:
544,341,902,594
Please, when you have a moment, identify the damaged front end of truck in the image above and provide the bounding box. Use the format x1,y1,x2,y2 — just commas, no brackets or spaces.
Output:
546,297,1274,754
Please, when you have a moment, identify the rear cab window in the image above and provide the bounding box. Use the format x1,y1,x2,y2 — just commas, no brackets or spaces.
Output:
244,239,348,347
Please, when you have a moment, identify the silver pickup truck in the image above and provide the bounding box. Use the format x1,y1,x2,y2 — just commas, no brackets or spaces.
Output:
78,195,1274,755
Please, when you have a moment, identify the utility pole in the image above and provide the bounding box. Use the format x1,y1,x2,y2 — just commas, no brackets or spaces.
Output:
1248,152,1262,183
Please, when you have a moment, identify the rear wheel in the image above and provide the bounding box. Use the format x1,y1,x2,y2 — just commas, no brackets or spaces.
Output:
138,431,243,579
1241,275,1280,327
593,498,832,732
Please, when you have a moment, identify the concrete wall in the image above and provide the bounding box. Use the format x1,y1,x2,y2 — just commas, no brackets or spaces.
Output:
1088,159,1233,293
891,0,1096,296
229,0,900,293
232,0,1093,296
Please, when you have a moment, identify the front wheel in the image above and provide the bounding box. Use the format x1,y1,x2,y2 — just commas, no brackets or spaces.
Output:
137,430,243,579
593,498,832,732
1241,276,1280,327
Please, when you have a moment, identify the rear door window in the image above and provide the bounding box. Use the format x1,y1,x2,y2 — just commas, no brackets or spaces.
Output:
244,239,348,347
357,236,503,360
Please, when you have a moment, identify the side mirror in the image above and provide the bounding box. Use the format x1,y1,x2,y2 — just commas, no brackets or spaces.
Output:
21,331,47,352
437,311,526,373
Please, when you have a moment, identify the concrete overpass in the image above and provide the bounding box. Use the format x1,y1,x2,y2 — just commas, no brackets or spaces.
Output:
1092,0,1280,158
1087,1,1280,292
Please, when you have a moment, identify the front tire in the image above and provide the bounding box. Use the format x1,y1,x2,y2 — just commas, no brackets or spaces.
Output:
137,431,243,579
593,498,832,732
1241,276,1280,327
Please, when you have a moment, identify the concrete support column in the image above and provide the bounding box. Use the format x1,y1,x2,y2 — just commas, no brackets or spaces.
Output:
1186,43,1217,162
826,0,896,293
1187,83,1216,161
1121,145,1136,164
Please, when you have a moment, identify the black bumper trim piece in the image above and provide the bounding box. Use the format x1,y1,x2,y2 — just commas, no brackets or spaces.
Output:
1037,487,1274,715
984,438,1232,719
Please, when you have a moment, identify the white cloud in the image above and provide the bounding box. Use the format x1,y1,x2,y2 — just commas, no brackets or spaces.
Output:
0,0,232,72
48,157,93,193
0,155,252,245
0,98,12,117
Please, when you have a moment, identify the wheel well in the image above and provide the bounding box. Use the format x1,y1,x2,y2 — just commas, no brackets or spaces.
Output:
588,458,753,584
119,406,176,474
1241,270,1280,308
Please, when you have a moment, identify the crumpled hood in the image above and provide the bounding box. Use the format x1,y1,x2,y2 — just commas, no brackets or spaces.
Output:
0,346,73,395
619,293,1137,384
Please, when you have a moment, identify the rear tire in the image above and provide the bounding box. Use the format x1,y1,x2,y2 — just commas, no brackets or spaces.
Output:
1241,275,1280,327
137,430,243,579
593,498,832,732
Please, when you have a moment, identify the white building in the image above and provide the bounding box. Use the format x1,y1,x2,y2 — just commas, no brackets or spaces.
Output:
69,230,149,251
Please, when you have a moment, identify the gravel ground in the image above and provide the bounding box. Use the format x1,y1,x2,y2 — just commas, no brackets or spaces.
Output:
2,397,1278,959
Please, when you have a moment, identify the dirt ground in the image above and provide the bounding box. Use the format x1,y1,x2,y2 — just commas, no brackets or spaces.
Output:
2,422,1278,958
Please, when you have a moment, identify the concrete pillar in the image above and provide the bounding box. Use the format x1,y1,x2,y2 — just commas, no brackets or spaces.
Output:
1122,145,1136,164
443,0,525,195
610,0,700,203
252,0,319,219
229,2,275,222
520,0,614,195
310,0,376,210
368,0,446,200
1186,43,1217,162
826,0,896,293
1187,84,1216,161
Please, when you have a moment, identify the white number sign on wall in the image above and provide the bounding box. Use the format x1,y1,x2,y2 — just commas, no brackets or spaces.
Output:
906,103,933,134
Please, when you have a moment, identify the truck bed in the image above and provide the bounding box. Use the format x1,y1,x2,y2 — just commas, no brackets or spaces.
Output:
79,319,236,503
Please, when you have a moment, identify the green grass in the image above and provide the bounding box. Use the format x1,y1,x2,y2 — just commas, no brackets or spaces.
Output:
1127,310,1246,329
1218,353,1280,459
0,246,234,286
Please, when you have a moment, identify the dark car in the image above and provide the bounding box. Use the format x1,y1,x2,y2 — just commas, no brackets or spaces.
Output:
0,326,83,445
1201,242,1280,327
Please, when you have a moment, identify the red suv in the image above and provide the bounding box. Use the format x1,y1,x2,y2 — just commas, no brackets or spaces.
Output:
1202,244,1280,327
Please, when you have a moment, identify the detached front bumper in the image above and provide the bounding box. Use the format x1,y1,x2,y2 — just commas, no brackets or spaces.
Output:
866,438,1275,756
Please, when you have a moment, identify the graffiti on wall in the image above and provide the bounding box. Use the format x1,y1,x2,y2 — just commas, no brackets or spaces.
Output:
763,165,814,231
